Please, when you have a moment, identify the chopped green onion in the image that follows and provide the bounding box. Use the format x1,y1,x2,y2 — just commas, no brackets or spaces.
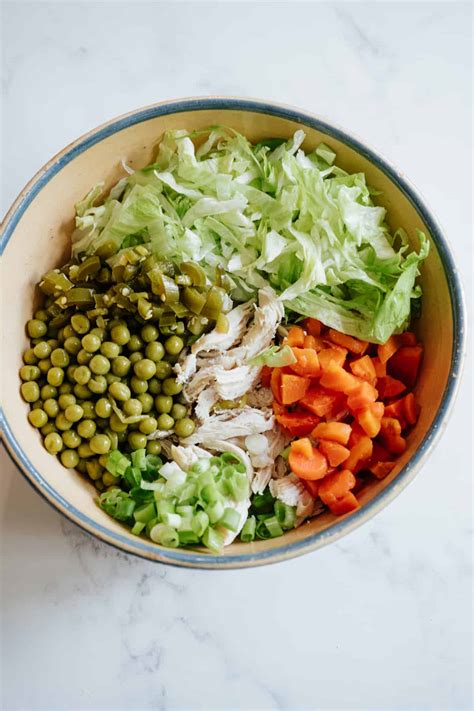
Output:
220,507,241,532
200,482,220,504
133,502,156,524
251,489,275,514
263,516,284,538
202,527,224,552
176,505,194,515
235,463,246,474
157,499,175,518
162,512,182,528
240,516,256,542
191,510,209,537
131,521,146,536
226,472,249,502
106,450,130,476
221,452,239,464
274,501,296,530
150,524,179,547
179,531,200,545
131,448,147,470
140,479,165,491
222,465,236,478
207,500,224,524
256,519,272,540
191,458,210,475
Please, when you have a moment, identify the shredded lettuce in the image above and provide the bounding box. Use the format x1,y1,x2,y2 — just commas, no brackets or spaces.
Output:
248,345,297,368
71,126,428,342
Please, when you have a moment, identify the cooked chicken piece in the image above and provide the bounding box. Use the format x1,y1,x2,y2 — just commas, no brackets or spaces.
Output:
214,365,261,401
238,286,284,360
251,465,274,495
175,353,197,386
247,427,290,493
183,407,274,444
269,473,315,521
183,366,217,402
169,443,212,471
246,386,273,408
274,454,289,479
194,387,219,421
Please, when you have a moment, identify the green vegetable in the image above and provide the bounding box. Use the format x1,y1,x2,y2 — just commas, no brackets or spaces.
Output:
248,344,297,367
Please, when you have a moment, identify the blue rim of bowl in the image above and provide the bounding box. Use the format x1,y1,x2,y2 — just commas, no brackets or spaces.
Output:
0,97,466,569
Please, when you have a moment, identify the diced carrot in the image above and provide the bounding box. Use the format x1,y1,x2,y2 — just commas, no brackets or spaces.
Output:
349,424,366,447
290,438,313,458
303,317,321,337
329,491,360,515
345,436,373,471
270,368,283,404
383,434,407,454
318,347,348,370
289,348,321,377
289,446,328,481
287,325,306,348
300,386,341,418
372,357,387,378
399,331,418,346
280,373,311,405
318,469,356,509
303,479,321,497
377,336,400,364
370,462,395,479
346,381,378,410
402,392,419,425
303,335,317,350
388,346,423,388
311,421,352,445
350,355,377,385
319,362,359,394
274,408,320,437
380,417,402,437
379,417,406,454
260,365,272,388
370,442,391,463
319,440,350,467
328,329,368,355
357,402,384,438
377,376,406,399
384,399,406,424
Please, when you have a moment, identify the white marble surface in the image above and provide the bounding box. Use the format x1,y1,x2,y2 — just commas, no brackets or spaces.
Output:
1,2,472,710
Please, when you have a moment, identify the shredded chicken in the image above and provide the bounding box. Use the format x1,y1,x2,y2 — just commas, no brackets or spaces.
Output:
270,473,315,520
214,365,261,401
237,286,284,360
169,444,212,471
247,428,290,494
246,386,273,409
183,407,274,444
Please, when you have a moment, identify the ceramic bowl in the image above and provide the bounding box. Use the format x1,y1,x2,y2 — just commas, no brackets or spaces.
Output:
1,98,465,569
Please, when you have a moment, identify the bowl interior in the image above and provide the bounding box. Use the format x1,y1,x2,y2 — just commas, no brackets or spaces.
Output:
1,103,455,566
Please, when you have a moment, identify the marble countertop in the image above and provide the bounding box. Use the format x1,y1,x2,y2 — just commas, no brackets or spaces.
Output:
1,2,472,710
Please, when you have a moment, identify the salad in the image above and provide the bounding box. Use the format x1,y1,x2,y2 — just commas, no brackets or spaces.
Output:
19,126,427,552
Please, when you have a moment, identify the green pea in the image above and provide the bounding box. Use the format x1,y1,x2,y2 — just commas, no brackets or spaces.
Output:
21,381,40,403
73,365,91,385
66,365,77,382
86,458,103,480
105,373,121,385
146,440,162,455
47,367,64,386
155,395,172,414
123,398,143,417
34,309,49,322
95,479,105,492
96,415,109,428
89,354,110,375
62,324,76,339
59,382,73,395
157,413,174,431
127,352,142,365
155,361,173,380
73,383,91,399
128,431,147,450
162,378,182,396
171,403,187,420
145,341,165,362
64,336,82,355
77,419,96,439
28,409,48,428
44,398,59,418
51,348,69,367
90,327,105,341
112,356,131,377
77,460,87,475
61,449,80,468
110,324,130,346
95,398,112,419
138,393,154,413
133,358,156,380
127,334,143,352
47,338,59,349
19,365,41,381
116,430,127,444
141,325,159,343
41,422,58,436
109,381,131,402
41,384,58,400
139,417,158,435
38,358,52,374
90,434,111,455
146,378,161,395
174,418,195,438
62,430,81,449
102,472,120,487
65,404,84,423
23,348,38,365
100,341,121,359
88,375,108,394
164,335,184,356
31,399,44,410
71,314,90,335
130,376,148,394
55,413,73,431
33,341,52,359
58,393,76,409
109,413,127,433
80,401,96,419
82,333,101,353
78,443,94,459
27,319,47,338
77,348,93,365
44,432,63,454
